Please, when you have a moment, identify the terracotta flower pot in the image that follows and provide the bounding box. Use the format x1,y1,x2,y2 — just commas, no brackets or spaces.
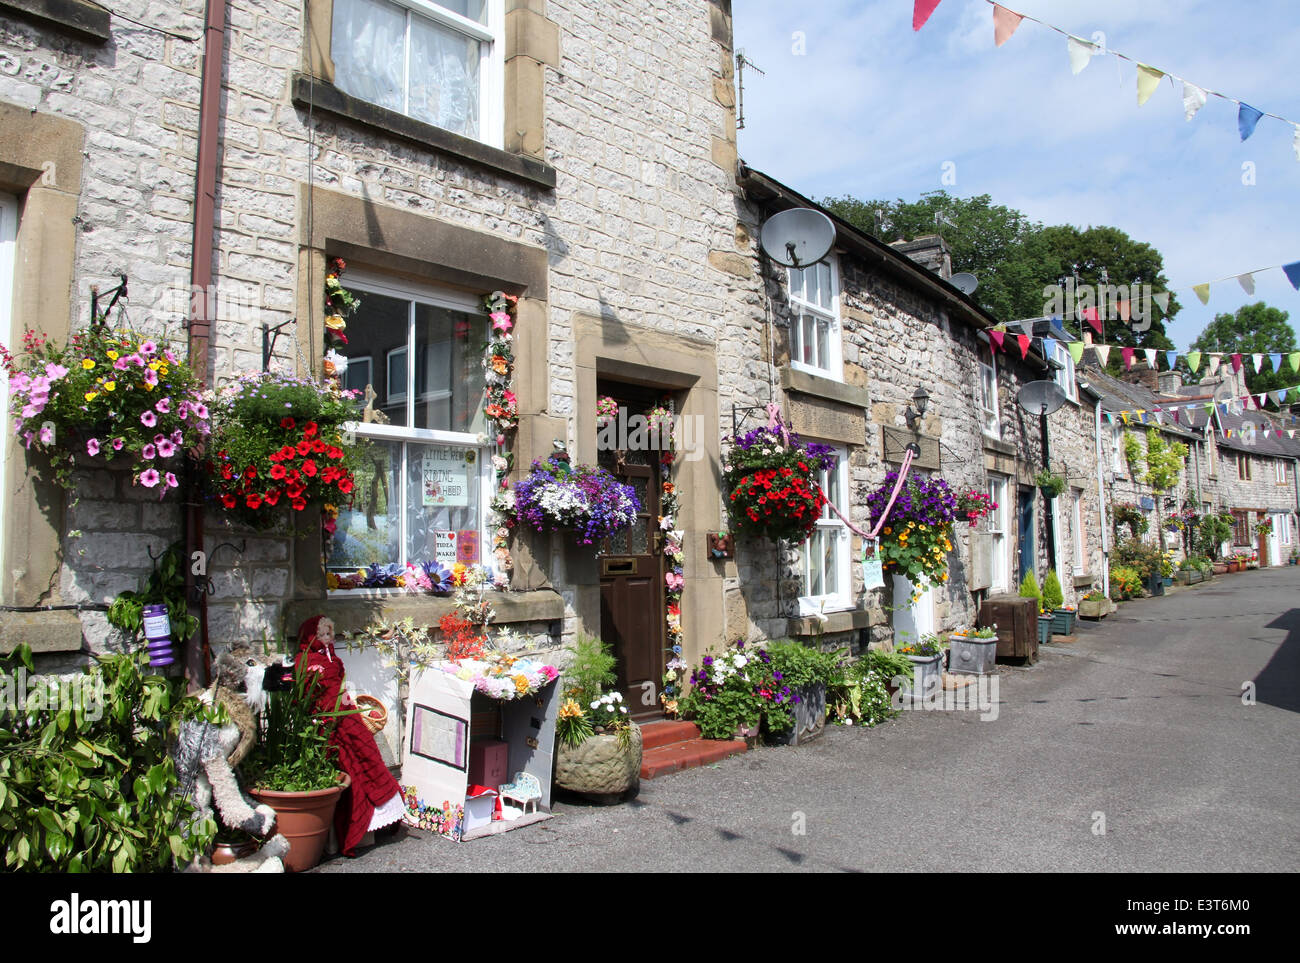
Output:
248,773,349,873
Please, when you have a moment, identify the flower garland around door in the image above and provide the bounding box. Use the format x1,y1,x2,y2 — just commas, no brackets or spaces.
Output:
484,291,519,586
657,398,688,718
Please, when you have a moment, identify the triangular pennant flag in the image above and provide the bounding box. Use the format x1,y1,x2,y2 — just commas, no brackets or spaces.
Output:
1182,82,1207,122
1218,402,1229,415
990,330,1006,352
1289,351,1300,372
992,4,1023,46
1231,353,1243,373
1166,351,1178,370
1068,341,1084,364
1269,353,1282,371
1152,292,1170,313
1294,126,1300,162
1290,430,1297,439
1186,350,1201,373
1283,261,1300,290
1207,355,1221,376
1144,348,1157,369
1105,412,1114,425
1238,103,1264,141
1122,346,1135,370
1193,283,1211,305
1238,273,1256,295
1016,333,1031,359
1263,429,1271,439
1152,410,1163,425
1252,353,1264,372
1067,36,1096,75
1094,344,1111,365
1136,64,1164,106
913,0,943,31
1257,392,1268,407
1120,412,1129,425
1081,306,1102,334
1273,389,1287,405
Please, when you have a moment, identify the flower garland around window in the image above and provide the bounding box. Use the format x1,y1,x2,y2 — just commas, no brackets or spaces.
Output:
484,291,519,586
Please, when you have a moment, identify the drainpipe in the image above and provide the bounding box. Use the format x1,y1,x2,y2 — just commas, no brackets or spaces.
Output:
1094,397,1108,598
184,0,227,688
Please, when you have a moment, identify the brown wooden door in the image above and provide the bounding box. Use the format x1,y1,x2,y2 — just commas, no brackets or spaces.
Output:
597,386,667,722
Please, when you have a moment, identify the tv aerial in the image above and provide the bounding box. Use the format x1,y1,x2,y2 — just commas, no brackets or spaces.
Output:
951,272,979,295
759,208,836,269
1016,380,1068,417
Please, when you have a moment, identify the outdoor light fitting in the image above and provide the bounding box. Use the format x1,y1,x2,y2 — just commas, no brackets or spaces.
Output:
905,386,930,430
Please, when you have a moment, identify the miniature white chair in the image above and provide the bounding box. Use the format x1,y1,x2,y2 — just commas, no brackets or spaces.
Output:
498,771,541,815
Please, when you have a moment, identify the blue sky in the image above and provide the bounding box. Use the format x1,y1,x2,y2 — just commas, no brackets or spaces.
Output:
732,0,1300,351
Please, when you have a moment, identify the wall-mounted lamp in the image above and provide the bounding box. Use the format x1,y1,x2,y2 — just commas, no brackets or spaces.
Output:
904,386,929,431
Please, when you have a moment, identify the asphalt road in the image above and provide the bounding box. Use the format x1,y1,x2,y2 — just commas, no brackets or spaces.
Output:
318,566,1300,873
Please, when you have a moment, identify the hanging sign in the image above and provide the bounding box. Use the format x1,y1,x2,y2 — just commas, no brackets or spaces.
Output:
861,546,885,591
422,448,470,507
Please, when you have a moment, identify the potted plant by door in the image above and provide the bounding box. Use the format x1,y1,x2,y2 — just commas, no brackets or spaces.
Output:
554,635,642,802
241,658,349,873
763,640,838,745
680,640,781,741
1078,590,1110,620
895,634,946,704
1042,570,1075,634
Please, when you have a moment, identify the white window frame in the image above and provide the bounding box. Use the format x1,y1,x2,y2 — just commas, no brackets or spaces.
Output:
0,193,17,565
1046,340,1078,403
1276,459,1286,484
798,443,852,616
988,474,1009,593
332,0,504,148
787,256,843,381
329,270,495,584
979,346,1000,439
1071,488,1085,577
1110,424,1124,475
1237,453,1251,481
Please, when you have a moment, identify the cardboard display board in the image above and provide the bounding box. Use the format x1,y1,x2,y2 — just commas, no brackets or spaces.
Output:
401,663,560,841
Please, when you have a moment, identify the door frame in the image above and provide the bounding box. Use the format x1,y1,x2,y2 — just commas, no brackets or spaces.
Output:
0,193,18,563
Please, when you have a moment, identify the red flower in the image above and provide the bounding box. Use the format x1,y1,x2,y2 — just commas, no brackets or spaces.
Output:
244,465,257,480
304,422,318,439
245,494,264,509
311,439,326,454
291,498,307,511
221,465,234,480
270,464,287,480
303,459,318,478
221,494,236,509
296,440,312,456
278,445,295,460
264,489,280,506
326,447,344,460
338,477,354,495
280,416,295,430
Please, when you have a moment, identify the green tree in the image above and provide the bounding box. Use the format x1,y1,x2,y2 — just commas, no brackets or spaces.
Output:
1190,302,1296,395
821,192,1180,366
1143,432,1188,552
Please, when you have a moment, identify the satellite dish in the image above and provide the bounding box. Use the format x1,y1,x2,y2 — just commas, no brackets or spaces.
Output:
1017,380,1068,416
951,273,979,295
760,208,836,268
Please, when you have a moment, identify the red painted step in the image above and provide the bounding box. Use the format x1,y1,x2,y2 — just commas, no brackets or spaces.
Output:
637,720,747,780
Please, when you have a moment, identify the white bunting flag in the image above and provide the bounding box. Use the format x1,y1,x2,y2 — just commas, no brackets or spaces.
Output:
1152,410,1164,424
1289,430,1296,439
1136,64,1164,106
1238,273,1256,295
1094,344,1111,365
1258,393,1268,407
1294,126,1300,162
1152,292,1170,314
1208,355,1221,376
1068,36,1097,75
1252,353,1264,372
1182,82,1207,121
1144,348,1157,369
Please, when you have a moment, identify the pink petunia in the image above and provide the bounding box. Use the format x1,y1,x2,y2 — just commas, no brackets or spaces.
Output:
39,425,53,444
142,444,157,460
170,429,183,445
143,368,158,386
86,438,100,456
140,341,157,356
139,468,161,488
155,397,171,414
157,440,176,458
112,437,124,451
165,472,178,488
140,411,157,427
193,404,209,420
164,349,178,363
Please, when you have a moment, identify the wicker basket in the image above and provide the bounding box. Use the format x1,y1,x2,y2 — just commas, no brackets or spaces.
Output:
355,695,387,734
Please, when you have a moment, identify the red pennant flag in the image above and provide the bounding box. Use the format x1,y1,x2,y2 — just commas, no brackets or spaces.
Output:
1231,353,1243,373
1017,334,1031,359
992,4,1023,46
990,330,1005,352
914,0,943,30
1122,346,1135,370
1081,307,1102,334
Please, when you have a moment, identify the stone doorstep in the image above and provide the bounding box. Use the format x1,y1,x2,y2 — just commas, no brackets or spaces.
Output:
638,720,747,780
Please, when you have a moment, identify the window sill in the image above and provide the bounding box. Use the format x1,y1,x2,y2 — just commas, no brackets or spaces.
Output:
292,73,556,191
787,605,879,637
285,587,564,637
982,435,1015,457
780,366,869,409
0,0,109,43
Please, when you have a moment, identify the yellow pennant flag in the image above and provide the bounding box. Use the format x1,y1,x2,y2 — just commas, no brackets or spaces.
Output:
1186,350,1201,372
1193,283,1211,305
1137,64,1164,106
1068,341,1085,364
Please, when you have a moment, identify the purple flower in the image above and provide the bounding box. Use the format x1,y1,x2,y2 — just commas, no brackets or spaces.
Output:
86,438,100,456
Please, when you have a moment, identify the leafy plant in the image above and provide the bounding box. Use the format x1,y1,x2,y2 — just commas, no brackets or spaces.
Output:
1113,538,1163,579
680,642,796,739
107,541,198,645
1042,569,1064,611
1113,502,1149,539
764,639,840,691
722,421,838,545
1122,431,1144,476
952,625,998,639
1197,513,1233,561
513,454,642,546
826,650,909,728
556,699,595,748
0,645,216,871
1033,470,1065,498
895,633,946,657
866,472,959,587
1109,565,1143,600
240,656,343,793
563,634,617,707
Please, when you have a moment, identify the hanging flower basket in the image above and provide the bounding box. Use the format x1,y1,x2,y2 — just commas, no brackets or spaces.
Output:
865,472,958,587
722,421,837,544
513,454,642,546
2,327,209,492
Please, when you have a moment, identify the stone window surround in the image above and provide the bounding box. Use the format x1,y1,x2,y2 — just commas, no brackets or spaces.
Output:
293,184,561,631
0,103,85,653
0,0,110,44
299,0,559,190
796,440,852,617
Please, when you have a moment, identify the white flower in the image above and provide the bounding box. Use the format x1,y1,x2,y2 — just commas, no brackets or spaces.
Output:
590,701,600,709
606,705,615,713
734,655,748,668
620,706,628,714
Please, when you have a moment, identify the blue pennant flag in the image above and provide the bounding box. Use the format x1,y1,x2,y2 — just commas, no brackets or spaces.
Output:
1166,351,1178,369
1238,103,1264,141
1270,352,1282,371
1283,261,1300,290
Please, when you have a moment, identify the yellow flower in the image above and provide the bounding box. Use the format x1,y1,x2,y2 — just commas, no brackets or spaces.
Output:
513,674,530,695
907,521,915,529
559,699,583,719
143,382,154,391
103,381,116,392
325,314,346,331
148,360,161,371
84,391,98,402
81,358,95,370
106,350,118,360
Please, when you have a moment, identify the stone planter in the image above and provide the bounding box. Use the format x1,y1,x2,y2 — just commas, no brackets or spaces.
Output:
766,682,827,745
947,633,997,675
555,723,643,802
1051,608,1076,635
1213,561,1228,575
248,773,349,873
1037,614,1053,645
1078,598,1110,620
904,653,943,703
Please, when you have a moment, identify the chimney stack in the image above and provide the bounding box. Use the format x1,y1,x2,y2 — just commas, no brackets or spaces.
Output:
889,234,952,281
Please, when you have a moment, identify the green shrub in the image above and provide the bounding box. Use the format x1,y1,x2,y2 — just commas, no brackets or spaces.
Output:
765,639,840,690
1113,538,1162,579
240,657,344,793
0,645,216,872
1019,570,1041,602
1109,565,1142,600
827,650,908,728
562,634,617,707
1042,570,1064,611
